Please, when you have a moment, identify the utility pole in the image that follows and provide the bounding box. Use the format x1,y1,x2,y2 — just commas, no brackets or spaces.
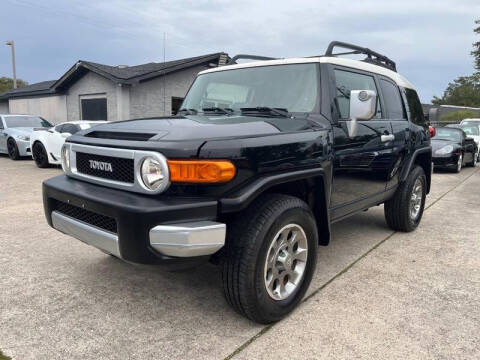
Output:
5,40,17,89
163,32,166,115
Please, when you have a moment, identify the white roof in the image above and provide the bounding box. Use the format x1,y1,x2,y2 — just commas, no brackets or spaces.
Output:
199,56,415,90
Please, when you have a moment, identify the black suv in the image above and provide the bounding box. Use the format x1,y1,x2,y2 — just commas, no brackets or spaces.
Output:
43,42,432,324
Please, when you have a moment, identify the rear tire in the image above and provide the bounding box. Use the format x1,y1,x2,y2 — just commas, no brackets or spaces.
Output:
32,142,50,168
384,166,426,232
7,138,20,160
469,152,477,167
222,194,318,324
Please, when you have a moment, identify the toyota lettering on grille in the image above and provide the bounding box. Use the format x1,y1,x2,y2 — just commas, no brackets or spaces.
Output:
89,160,113,172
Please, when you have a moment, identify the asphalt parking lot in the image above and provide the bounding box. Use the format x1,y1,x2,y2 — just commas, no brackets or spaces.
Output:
1,155,479,360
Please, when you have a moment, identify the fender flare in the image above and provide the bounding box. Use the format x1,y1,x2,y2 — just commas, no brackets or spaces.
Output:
399,146,432,192
219,167,331,245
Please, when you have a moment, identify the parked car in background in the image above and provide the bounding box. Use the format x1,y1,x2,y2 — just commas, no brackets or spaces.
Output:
446,123,480,163
432,127,477,172
0,114,53,160
30,121,109,168
460,118,480,127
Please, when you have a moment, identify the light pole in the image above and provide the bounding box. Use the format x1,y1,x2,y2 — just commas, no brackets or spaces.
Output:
5,40,17,89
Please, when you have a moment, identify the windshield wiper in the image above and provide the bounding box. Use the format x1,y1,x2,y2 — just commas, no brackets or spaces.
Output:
177,108,198,115
240,107,290,118
202,107,234,115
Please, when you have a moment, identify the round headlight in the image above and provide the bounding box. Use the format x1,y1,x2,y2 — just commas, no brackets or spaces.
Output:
61,145,70,172
436,145,454,155
141,157,168,191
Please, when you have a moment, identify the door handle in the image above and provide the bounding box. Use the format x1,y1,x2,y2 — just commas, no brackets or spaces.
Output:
381,134,395,142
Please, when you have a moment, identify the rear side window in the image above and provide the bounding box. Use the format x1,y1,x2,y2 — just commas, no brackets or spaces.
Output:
54,124,64,133
380,79,406,120
334,69,382,119
62,124,81,135
402,88,425,126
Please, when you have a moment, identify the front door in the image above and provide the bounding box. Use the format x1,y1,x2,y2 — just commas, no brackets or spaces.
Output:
0,117,7,152
330,68,394,220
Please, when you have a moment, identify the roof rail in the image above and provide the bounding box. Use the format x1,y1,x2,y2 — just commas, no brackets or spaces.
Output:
227,54,278,65
325,41,397,72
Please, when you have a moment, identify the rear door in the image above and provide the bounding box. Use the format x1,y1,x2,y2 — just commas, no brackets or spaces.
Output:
330,67,395,220
378,77,409,190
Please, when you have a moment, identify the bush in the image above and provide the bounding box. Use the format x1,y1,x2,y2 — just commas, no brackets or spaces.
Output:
440,110,479,122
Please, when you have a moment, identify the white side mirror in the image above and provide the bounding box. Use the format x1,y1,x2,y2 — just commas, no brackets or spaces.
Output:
348,90,377,137
61,132,72,138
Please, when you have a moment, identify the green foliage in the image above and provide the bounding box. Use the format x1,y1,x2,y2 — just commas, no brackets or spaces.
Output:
440,110,478,122
432,72,480,107
473,19,480,70
0,350,11,360
0,77,29,93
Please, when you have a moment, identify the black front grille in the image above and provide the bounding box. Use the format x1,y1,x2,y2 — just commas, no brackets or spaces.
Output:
76,152,134,183
55,201,117,234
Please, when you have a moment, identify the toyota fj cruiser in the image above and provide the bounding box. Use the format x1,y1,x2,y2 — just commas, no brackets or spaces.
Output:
43,41,432,324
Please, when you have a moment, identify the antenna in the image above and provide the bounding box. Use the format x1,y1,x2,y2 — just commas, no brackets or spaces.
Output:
163,32,166,115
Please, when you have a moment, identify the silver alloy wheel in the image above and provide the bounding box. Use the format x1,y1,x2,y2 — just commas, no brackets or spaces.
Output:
264,224,308,301
409,178,423,220
457,154,463,172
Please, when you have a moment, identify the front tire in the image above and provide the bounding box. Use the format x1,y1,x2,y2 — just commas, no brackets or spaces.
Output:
222,194,318,324
7,138,20,160
454,154,463,173
384,166,426,232
32,142,50,168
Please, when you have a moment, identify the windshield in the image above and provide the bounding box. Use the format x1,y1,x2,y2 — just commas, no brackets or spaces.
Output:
181,63,319,114
434,128,462,142
459,126,479,136
4,116,52,128
462,121,480,126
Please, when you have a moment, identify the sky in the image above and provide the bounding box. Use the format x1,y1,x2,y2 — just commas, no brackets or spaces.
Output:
0,0,479,103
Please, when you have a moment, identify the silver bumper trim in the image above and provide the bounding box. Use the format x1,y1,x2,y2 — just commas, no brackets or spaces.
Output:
149,221,226,257
51,211,121,257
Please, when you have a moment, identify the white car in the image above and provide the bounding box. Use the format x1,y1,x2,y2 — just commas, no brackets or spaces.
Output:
30,121,108,167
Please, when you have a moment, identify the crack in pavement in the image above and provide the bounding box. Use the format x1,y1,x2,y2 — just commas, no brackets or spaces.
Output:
225,167,480,360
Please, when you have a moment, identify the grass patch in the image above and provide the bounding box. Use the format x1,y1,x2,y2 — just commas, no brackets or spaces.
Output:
0,350,11,360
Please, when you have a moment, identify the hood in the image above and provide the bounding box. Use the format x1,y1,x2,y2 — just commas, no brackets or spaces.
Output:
431,139,460,152
79,114,321,142
5,127,38,137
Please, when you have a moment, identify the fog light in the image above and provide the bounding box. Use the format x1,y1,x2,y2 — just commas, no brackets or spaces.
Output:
61,145,70,172
141,157,168,191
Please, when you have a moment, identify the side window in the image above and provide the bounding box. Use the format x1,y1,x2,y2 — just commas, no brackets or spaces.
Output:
0,118,4,130
379,79,406,120
401,88,425,126
62,124,80,134
54,124,64,133
334,69,382,119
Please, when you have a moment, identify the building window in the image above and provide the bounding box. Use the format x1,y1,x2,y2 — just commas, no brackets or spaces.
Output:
81,98,107,120
171,97,184,115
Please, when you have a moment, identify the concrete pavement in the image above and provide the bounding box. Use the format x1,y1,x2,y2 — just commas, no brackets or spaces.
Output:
0,155,479,359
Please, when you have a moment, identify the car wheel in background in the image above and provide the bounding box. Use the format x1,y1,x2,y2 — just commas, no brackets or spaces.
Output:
222,194,318,324
455,154,463,173
384,165,426,232
32,142,50,168
469,152,478,167
7,138,20,160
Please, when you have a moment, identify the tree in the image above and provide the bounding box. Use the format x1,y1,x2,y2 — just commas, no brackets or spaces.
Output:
0,77,29,93
432,72,480,107
472,19,480,70
440,110,478,122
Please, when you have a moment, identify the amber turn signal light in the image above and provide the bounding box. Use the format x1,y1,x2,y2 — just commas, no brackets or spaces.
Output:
168,160,236,183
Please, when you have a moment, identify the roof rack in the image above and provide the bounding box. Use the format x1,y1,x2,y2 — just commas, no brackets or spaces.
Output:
325,41,397,72
227,54,278,65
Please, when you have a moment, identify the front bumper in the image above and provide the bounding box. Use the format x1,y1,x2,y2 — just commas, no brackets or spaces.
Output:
16,139,31,156
43,175,225,264
432,154,459,168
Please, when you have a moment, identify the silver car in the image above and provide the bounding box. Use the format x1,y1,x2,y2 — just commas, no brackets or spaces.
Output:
0,114,53,160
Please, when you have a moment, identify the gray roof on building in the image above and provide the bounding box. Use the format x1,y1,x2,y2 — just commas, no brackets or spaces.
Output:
0,80,57,100
0,52,228,100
